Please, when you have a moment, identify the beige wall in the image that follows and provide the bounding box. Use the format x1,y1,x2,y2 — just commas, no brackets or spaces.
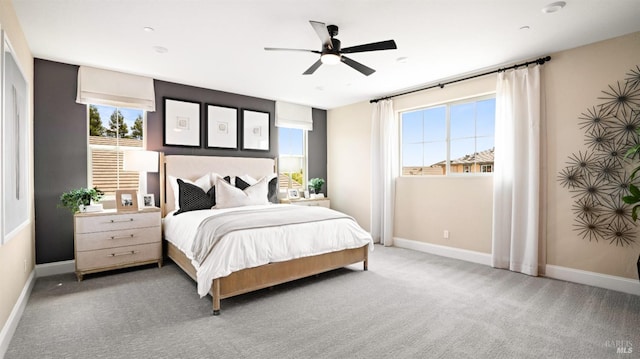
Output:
327,101,372,231
0,0,35,336
546,32,640,278
328,31,640,279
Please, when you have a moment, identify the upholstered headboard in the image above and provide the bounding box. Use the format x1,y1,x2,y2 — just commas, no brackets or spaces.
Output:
161,154,276,216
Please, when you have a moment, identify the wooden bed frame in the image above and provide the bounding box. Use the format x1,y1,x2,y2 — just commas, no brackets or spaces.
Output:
167,241,367,315
160,154,369,315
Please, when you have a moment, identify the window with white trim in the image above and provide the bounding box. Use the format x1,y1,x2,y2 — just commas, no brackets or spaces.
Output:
278,127,307,192
88,104,146,196
400,95,496,176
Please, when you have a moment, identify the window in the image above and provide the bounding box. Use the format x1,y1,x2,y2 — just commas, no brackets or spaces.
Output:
88,104,145,196
481,164,493,173
400,95,495,176
278,127,307,192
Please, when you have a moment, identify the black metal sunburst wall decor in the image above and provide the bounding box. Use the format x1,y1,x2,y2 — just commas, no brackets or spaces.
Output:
558,65,640,246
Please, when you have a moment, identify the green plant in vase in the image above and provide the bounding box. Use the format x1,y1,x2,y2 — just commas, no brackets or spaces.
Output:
59,187,104,214
309,178,325,195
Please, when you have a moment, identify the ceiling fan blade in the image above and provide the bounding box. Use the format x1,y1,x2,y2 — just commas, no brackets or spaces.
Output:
309,21,332,50
264,47,320,54
341,40,397,54
303,59,323,75
341,56,375,76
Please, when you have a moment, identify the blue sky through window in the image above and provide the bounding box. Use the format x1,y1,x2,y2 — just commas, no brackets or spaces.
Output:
402,98,495,167
279,127,304,155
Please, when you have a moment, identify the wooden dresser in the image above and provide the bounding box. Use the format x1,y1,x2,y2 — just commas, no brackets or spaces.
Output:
282,198,330,208
74,207,162,281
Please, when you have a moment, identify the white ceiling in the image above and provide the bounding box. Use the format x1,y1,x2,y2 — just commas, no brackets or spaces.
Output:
12,0,640,110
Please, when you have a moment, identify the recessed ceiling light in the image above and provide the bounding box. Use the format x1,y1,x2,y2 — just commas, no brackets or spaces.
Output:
542,1,566,14
520,25,531,30
153,46,168,54
143,27,155,32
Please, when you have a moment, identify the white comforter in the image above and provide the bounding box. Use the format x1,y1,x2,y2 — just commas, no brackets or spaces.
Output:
163,204,373,297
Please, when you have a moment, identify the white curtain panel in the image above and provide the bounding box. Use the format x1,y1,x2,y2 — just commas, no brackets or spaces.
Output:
492,66,542,276
371,100,397,246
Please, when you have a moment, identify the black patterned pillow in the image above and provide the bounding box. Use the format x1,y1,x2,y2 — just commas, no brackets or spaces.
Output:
174,179,216,215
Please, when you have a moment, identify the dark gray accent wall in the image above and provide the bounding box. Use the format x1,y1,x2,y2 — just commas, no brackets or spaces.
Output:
34,59,87,264
33,59,327,264
144,80,278,208
308,108,328,195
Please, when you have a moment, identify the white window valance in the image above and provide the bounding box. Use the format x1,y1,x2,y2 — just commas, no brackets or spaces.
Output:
76,66,156,111
275,101,313,131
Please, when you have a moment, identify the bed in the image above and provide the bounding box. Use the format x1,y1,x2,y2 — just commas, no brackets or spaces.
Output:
160,154,373,315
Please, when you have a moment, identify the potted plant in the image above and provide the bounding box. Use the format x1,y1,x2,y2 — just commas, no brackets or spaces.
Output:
59,187,104,214
308,178,325,196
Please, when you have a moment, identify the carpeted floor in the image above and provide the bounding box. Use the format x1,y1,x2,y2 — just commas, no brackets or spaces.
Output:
5,245,640,359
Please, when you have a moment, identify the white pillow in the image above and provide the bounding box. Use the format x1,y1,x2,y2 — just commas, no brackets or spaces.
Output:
210,172,225,184
215,175,269,209
169,174,211,210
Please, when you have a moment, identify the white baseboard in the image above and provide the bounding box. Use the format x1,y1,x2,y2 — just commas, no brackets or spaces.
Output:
393,237,640,296
545,264,640,296
35,260,75,277
0,270,35,358
393,237,492,266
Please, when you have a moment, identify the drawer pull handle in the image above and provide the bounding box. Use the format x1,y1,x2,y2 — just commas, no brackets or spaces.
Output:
109,250,137,257
109,234,135,240
109,218,134,223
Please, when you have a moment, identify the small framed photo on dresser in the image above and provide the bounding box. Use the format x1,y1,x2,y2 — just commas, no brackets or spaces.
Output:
142,194,155,208
287,188,300,199
116,189,139,212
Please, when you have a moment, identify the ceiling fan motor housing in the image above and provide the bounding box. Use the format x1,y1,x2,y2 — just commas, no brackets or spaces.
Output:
327,24,339,37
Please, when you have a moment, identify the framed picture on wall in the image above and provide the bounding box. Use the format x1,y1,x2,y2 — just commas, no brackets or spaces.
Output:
206,104,238,149
2,30,30,245
163,97,201,147
242,109,269,151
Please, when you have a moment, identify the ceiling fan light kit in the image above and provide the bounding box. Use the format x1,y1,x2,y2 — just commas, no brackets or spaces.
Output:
265,20,397,76
320,53,341,65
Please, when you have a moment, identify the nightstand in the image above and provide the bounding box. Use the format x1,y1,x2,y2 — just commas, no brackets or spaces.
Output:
74,207,162,281
281,198,330,208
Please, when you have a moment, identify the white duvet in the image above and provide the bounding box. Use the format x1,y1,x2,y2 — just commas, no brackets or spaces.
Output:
163,204,373,297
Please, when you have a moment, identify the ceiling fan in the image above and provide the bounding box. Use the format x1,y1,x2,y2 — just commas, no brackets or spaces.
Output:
264,21,397,76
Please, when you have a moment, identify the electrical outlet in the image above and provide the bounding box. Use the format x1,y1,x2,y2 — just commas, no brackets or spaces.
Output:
443,230,449,239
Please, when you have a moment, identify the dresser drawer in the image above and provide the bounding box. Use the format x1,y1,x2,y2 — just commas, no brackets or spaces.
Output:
290,199,330,208
76,242,161,272
76,226,161,251
75,211,160,233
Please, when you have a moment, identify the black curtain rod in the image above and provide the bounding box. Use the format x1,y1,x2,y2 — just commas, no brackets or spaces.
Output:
370,56,551,103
